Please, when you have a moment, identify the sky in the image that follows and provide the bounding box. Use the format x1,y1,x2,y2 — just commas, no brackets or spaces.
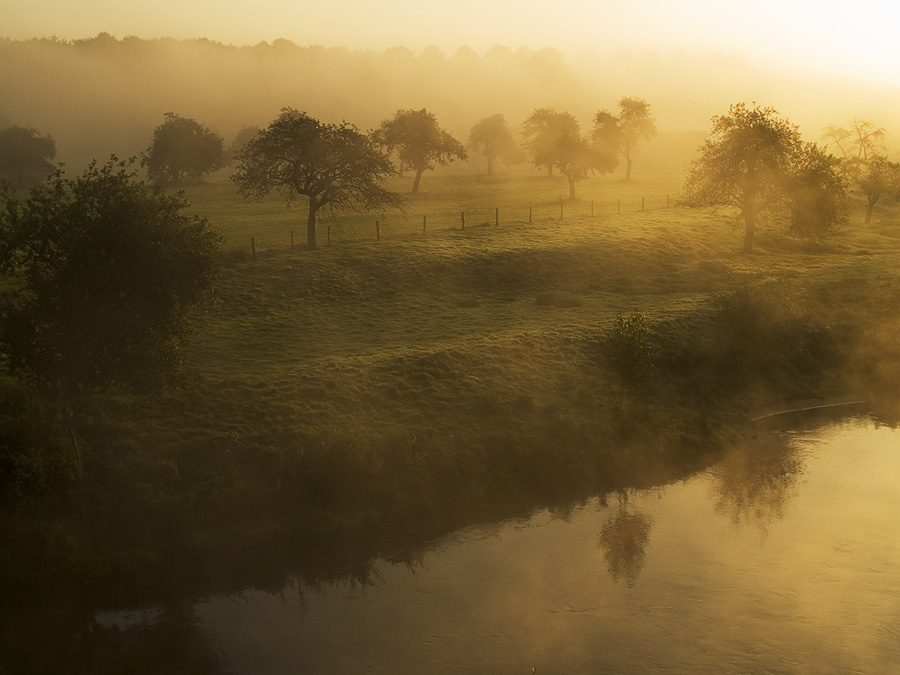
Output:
6,0,900,86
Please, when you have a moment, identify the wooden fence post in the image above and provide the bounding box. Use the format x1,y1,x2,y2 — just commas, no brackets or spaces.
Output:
529,206,532,223
251,237,256,260
423,215,427,234
461,211,465,230
495,207,499,226
591,200,594,217
560,200,563,221
667,194,670,208
376,220,380,241
617,198,620,215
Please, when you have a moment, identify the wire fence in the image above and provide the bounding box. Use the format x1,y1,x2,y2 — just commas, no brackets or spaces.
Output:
243,193,678,257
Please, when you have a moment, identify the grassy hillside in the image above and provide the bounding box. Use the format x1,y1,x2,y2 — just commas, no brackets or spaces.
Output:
4,171,900,590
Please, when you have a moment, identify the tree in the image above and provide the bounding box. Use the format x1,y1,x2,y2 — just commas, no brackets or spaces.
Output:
467,114,523,175
787,143,848,240
374,109,467,194
225,124,260,165
822,119,900,224
0,125,57,188
684,103,824,254
233,109,402,249
592,96,658,181
521,108,579,176
522,108,616,198
142,112,225,186
0,158,221,451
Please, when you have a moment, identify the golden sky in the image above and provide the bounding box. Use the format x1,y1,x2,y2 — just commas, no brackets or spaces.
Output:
7,0,900,85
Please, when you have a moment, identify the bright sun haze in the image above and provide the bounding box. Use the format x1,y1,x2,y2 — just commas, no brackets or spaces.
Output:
5,0,900,86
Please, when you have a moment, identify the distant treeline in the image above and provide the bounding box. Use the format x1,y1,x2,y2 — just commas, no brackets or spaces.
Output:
2,33,899,170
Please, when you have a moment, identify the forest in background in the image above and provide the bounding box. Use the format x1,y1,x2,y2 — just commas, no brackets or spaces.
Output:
3,33,900,174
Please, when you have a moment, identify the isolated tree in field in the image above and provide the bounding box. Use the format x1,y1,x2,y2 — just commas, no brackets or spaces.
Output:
0,158,221,450
142,112,225,186
684,104,812,253
0,125,57,188
467,114,523,175
374,108,466,194
522,108,617,198
233,109,402,249
592,96,658,181
521,108,579,176
822,119,900,224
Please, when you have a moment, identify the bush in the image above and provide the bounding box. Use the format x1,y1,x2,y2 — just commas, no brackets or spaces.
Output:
603,313,653,408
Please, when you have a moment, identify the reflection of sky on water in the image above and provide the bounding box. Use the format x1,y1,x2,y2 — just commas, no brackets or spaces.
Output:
188,418,900,674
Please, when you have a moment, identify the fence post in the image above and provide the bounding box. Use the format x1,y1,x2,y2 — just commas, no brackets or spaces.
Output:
560,200,563,221
642,197,645,212
617,198,620,215
423,215,427,235
667,194,670,208
495,207,499,226
591,200,594,217
376,220,380,241
251,237,256,260
327,226,331,246
529,206,532,223
461,211,465,230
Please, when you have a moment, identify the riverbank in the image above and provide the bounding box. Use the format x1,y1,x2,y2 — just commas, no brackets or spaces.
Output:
3,175,900,593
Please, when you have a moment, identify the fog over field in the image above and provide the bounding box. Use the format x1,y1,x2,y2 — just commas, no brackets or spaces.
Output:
2,34,899,172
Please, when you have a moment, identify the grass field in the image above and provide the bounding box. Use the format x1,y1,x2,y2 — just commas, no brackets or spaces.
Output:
5,168,900,590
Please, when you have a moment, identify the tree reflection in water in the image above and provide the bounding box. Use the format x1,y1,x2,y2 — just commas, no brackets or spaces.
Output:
709,432,804,535
598,492,654,587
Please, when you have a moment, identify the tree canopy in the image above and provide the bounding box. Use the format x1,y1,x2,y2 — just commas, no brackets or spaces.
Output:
467,114,523,175
233,109,402,249
0,125,57,189
522,108,617,198
374,109,467,194
592,96,657,181
0,158,221,398
822,119,900,224
142,112,225,186
683,103,845,253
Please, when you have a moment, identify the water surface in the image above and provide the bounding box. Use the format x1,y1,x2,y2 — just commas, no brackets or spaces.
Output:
7,416,900,674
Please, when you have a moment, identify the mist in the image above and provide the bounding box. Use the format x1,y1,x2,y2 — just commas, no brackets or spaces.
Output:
3,34,900,172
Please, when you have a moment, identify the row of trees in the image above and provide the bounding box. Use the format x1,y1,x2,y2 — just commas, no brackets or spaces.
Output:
4,104,898,256
135,98,660,195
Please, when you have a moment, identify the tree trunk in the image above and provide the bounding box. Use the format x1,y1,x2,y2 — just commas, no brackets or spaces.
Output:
865,195,878,225
568,174,576,200
307,202,318,249
743,215,755,254
486,155,494,176
625,156,633,181
412,169,424,195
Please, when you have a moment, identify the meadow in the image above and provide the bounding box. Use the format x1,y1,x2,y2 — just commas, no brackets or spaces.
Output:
4,167,900,590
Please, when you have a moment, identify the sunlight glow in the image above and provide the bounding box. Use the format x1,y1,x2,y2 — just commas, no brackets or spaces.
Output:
5,0,900,86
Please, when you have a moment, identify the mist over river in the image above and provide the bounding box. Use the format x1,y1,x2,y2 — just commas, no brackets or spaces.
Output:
4,414,899,674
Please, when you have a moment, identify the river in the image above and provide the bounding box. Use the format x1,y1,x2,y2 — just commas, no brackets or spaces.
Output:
3,414,899,674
